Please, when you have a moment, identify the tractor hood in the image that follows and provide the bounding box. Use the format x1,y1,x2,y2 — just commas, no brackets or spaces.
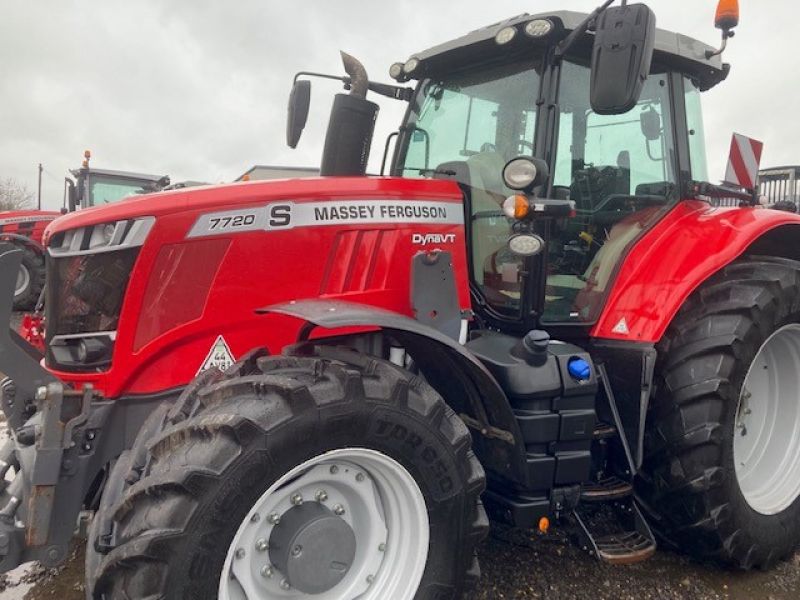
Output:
0,209,60,225
43,176,464,244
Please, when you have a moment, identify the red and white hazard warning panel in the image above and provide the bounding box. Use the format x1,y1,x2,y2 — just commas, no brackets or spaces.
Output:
724,133,764,190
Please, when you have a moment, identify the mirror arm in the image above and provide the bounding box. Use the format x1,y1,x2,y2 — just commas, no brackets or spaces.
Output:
293,71,412,102
554,0,616,60
293,71,350,88
367,81,414,102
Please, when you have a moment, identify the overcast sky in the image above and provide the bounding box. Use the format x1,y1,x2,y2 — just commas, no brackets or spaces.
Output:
1,1,796,210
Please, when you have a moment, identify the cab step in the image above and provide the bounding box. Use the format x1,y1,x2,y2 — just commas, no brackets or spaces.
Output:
572,499,656,565
593,421,617,439
580,476,633,502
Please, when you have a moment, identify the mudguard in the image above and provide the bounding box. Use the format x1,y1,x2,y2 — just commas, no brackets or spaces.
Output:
593,202,800,343
260,299,530,486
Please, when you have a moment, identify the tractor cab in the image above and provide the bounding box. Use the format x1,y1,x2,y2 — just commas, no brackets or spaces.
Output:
64,150,170,212
384,9,726,331
288,4,737,337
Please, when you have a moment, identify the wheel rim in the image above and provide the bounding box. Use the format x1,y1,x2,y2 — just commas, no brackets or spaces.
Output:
218,448,429,600
735,323,800,515
14,264,29,297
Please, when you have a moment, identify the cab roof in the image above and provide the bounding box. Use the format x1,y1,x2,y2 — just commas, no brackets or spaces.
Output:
408,10,728,91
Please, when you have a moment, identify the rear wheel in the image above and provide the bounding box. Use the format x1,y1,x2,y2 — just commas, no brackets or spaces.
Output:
90,346,487,599
639,256,800,568
12,245,44,310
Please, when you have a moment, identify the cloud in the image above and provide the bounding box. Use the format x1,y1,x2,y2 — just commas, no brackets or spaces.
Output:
0,0,796,208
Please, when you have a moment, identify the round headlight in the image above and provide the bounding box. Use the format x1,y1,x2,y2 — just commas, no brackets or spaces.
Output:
495,26,517,46
503,158,538,190
403,58,420,74
524,19,554,38
389,62,405,80
508,234,545,257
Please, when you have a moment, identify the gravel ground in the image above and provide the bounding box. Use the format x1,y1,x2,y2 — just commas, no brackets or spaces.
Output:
0,526,796,599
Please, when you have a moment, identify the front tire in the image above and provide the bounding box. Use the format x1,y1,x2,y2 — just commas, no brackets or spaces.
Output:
639,256,800,568
90,346,487,599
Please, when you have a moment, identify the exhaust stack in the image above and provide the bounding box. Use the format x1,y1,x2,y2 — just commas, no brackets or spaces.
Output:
319,52,379,177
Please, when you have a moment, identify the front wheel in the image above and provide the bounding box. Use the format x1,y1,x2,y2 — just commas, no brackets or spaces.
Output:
91,346,487,599
640,256,800,568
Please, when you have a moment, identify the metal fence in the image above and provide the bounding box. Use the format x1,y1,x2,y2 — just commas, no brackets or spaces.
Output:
759,166,800,206
712,166,800,209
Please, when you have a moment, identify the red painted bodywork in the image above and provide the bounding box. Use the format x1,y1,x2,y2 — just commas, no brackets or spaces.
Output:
42,177,800,399
44,177,470,398
0,210,60,247
592,200,800,342
19,314,45,353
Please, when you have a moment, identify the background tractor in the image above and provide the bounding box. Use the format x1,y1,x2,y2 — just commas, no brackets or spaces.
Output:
0,1,798,599
0,151,169,310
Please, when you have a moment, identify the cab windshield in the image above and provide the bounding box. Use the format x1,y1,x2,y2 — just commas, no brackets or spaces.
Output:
87,175,156,207
397,56,693,326
399,60,542,318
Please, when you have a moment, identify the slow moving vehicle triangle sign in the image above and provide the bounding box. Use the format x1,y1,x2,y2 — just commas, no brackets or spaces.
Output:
198,335,236,374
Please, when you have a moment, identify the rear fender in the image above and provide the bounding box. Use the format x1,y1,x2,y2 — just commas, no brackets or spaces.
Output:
593,202,800,343
260,299,529,486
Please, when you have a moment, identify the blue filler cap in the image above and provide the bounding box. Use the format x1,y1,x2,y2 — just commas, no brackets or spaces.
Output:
568,357,592,381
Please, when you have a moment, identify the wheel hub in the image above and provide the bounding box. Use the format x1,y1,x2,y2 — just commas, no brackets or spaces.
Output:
14,264,29,297
268,503,356,594
219,449,429,600
735,323,800,515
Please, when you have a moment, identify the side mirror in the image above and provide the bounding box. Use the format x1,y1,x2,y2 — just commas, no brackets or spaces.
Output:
64,178,77,212
640,107,661,141
286,80,311,148
590,3,656,115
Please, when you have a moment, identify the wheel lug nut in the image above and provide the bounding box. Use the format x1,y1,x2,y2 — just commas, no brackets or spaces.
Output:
315,489,328,502
333,504,345,516
267,512,281,525
255,538,268,552
291,544,302,557
260,564,273,578
234,547,245,559
280,578,291,590
356,472,365,482
290,493,303,506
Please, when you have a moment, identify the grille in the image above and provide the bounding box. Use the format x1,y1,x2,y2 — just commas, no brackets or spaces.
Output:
45,248,138,345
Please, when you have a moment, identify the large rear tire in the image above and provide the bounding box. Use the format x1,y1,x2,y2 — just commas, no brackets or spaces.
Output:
89,346,487,599
639,256,800,568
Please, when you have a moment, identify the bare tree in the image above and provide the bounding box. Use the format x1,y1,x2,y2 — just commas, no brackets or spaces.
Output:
0,178,34,211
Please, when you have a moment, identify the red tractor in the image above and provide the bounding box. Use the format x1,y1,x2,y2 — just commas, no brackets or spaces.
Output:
0,1,798,598
0,151,169,310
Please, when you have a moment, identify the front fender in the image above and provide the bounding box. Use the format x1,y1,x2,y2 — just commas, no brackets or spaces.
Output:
260,299,529,486
593,202,800,342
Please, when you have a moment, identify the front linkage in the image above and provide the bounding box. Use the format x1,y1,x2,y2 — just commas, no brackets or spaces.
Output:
0,249,156,571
